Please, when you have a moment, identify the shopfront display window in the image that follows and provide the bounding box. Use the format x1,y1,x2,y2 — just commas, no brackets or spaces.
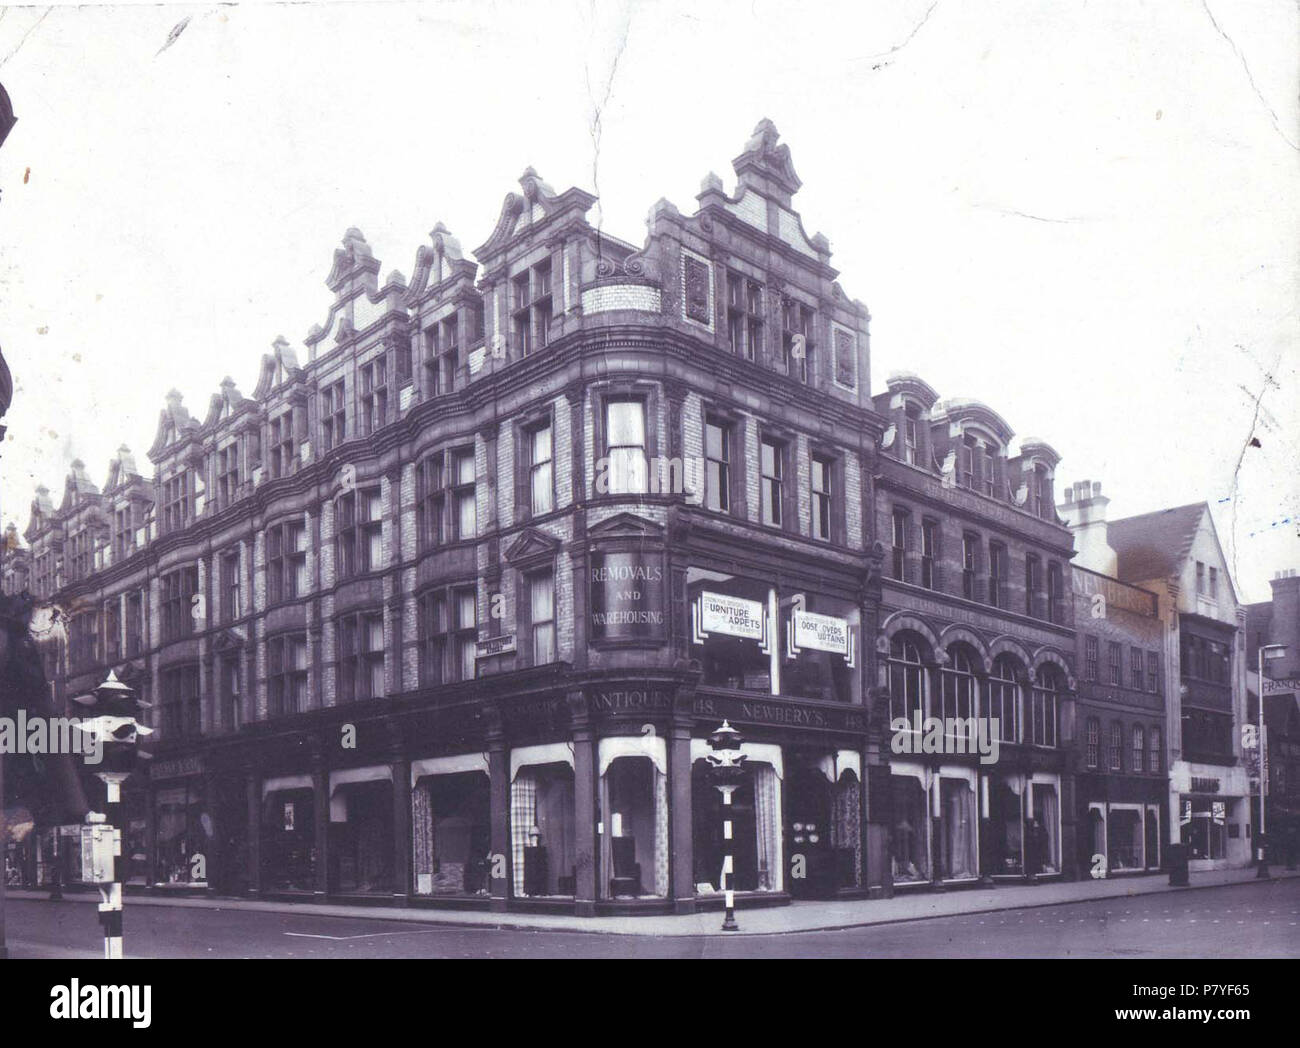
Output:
692,759,782,894
262,786,315,891
1107,807,1143,871
155,783,209,886
936,776,977,880
1181,799,1226,859
781,594,860,703
990,776,1023,875
890,773,930,883
689,569,772,692
329,778,394,894
412,770,490,896
1028,781,1060,874
600,751,668,899
511,761,576,897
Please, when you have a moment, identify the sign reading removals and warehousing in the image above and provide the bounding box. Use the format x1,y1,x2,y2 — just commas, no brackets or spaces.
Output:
698,591,765,639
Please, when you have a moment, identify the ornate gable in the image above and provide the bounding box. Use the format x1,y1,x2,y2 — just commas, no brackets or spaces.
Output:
405,222,477,305
473,168,596,263
251,337,304,400
203,376,247,429
147,389,200,462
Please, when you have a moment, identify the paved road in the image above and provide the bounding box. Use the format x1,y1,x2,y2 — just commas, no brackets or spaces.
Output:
5,878,1299,958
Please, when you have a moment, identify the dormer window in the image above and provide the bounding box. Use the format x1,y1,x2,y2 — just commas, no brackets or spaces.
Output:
982,446,996,496
903,405,920,466
1031,464,1049,517
727,271,763,361
512,260,553,355
960,436,976,489
114,505,135,560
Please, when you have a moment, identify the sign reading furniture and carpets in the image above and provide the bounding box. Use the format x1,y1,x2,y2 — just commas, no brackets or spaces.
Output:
696,591,765,640
590,552,665,640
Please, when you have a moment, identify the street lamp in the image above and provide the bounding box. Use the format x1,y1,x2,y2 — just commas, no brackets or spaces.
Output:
705,720,748,931
1256,644,1286,880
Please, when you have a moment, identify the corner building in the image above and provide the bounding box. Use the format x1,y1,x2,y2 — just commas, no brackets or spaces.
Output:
13,122,897,915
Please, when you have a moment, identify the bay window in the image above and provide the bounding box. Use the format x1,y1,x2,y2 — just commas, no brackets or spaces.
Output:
268,634,308,717
416,453,446,550
451,448,476,539
605,397,647,495
338,612,385,701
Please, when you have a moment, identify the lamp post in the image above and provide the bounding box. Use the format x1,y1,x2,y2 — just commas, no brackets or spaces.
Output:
705,720,748,931
1256,644,1286,880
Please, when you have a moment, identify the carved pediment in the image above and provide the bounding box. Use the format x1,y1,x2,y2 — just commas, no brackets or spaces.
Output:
504,526,562,565
587,512,665,542
213,627,247,653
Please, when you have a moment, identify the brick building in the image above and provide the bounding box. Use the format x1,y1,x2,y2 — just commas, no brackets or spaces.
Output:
6,121,900,915
1063,483,1167,877
871,374,1079,887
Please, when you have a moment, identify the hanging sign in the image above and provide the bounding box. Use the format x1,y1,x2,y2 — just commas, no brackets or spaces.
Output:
788,609,856,667
695,592,765,640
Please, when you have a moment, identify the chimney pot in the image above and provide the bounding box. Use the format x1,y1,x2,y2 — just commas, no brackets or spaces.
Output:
1091,481,1102,498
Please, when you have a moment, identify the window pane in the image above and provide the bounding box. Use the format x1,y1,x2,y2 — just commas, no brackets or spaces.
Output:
606,400,644,446
530,572,555,623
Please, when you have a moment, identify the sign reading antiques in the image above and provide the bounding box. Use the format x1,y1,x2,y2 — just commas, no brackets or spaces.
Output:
590,553,664,640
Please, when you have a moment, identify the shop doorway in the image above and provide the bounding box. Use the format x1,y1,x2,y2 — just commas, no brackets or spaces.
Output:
329,779,394,894
785,763,833,898
692,761,759,892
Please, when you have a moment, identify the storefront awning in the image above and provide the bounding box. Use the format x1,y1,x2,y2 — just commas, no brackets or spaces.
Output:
329,765,394,793
598,735,667,777
410,753,490,785
262,773,314,799
510,742,575,781
690,738,784,779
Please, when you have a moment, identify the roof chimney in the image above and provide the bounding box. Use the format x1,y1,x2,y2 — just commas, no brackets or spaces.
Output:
1058,479,1116,575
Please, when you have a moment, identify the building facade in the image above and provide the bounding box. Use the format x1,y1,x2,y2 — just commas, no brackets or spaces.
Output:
6,122,900,915
871,374,1079,888
1063,489,1251,870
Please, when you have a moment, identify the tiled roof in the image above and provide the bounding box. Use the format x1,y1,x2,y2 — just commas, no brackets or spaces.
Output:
1106,503,1205,583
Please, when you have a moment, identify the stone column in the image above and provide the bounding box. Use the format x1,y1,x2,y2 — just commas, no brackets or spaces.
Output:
485,705,509,912
391,756,411,904
568,690,597,916
669,690,697,914
313,761,329,900
245,763,260,896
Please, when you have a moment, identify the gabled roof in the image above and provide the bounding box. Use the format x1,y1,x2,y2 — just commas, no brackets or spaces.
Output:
147,389,200,461
473,167,596,262
202,377,249,429
405,222,478,306
103,445,142,494
1107,502,1206,583
24,485,55,542
251,337,304,400
58,459,100,513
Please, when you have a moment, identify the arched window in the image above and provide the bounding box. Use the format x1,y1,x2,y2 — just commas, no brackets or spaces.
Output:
1132,725,1145,773
987,654,1021,743
1029,665,1061,747
940,645,979,723
888,634,926,723
1085,717,1100,769
1109,720,1124,771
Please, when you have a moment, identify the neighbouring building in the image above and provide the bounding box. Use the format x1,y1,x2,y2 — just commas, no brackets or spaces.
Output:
5,121,896,915
1067,525,1167,878
1063,488,1251,870
871,374,1078,889
1245,570,1300,864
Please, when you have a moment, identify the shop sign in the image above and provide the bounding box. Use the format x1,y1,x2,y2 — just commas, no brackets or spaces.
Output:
790,609,855,665
590,554,664,639
696,591,765,641
1211,801,1226,824
149,755,204,780
591,688,673,714
476,634,516,658
1190,776,1220,793
693,693,867,734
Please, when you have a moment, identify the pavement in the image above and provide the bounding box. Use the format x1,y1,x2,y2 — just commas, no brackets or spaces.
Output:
8,864,1297,937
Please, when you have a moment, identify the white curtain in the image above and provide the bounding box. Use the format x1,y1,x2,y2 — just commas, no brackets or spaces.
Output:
653,768,669,897
752,763,782,891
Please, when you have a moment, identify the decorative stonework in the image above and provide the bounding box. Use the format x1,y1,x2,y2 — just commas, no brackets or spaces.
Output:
680,250,713,330
832,324,858,391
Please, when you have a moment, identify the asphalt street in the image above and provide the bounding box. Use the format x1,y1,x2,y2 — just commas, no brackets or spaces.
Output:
5,878,1298,958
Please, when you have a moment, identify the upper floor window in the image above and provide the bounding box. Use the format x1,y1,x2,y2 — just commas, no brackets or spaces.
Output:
704,417,731,513
1030,668,1060,748
425,314,459,396
1130,646,1144,689
416,454,446,550
220,548,241,623
961,533,979,600
1109,720,1123,771
1025,554,1042,618
939,646,978,723
760,438,784,528
1047,562,1065,624
781,300,814,382
960,436,976,490
418,586,477,684
161,472,193,534
811,454,834,542
113,505,136,561
726,271,763,361
605,398,647,495
527,421,554,517
1084,635,1099,681
268,634,308,717
1133,725,1146,772
159,664,200,738
527,569,556,665
360,356,387,436
1149,726,1162,773
988,654,1021,744
69,611,99,672
888,635,926,723
891,508,909,581
1107,641,1122,686
920,520,938,590
338,611,384,701
104,600,121,664
903,405,920,466
267,520,307,604
1146,651,1159,693
219,652,241,733
1085,716,1100,768
1195,561,1206,595
336,488,382,579
125,590,144,657
68,530,92,582
512,260,553,355
988,542,1007,609
450,449,476,540
981,446,996,497
269,410,296,479
1208,566,1218,599
320,380,346,450
215,443,240,508
161,565,198,642
1031,465,1049,517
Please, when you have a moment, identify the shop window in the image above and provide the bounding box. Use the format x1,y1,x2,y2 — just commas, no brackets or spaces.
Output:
987,654,1021,744
1028,783,1060,874
1182,799,1226,860
154,784,208,887
338,612,385,701
267,519,307,604
890,774,930,883
512,762,577,897
329,779,394,893
990,777,1024,875
692,759,782,893
320,379,346,449
267,634,308,717
781,592,860,703
688,569,771,692
412,771,490,896
604,397,647,495
888,635,927,724
262,788,315,891
600,754,668,899
704,416,732,513
936,777,977,880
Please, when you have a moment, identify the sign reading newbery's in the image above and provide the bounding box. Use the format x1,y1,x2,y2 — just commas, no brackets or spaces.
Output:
698,591,765,640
